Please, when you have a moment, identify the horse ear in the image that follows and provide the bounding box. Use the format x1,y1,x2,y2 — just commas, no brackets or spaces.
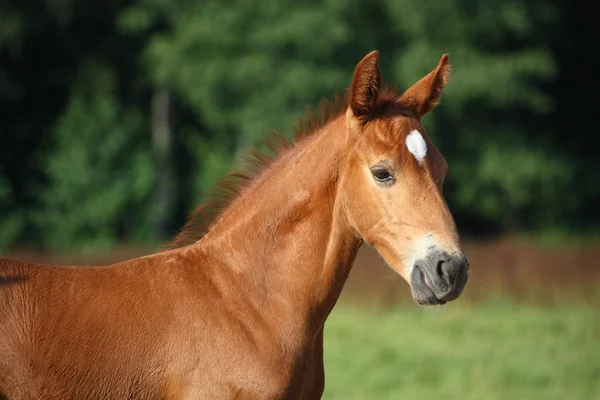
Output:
349,50,382,124
399,54,451,118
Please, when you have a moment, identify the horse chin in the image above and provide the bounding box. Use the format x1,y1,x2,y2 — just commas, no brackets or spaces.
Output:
413,293,447,306
409,265,447,306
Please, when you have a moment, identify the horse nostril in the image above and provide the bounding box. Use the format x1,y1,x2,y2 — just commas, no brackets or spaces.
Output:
435,259,445,280
420,253,468,302
440,260,457,286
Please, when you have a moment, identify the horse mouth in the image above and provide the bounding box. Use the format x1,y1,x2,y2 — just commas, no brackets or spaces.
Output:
409,265,447,305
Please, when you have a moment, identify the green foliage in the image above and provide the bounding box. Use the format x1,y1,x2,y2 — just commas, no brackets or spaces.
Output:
0,174,23,251
387,0,556,111
36,80,154,251
324,301,600,399
118,0,564,233
0,0,597,250
183,132,235,200
119,0,360,146
453,138,573,228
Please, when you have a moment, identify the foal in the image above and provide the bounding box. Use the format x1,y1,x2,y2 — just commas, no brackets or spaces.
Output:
0,51,468,399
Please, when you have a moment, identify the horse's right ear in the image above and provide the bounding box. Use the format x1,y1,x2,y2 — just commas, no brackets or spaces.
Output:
348,51,381,127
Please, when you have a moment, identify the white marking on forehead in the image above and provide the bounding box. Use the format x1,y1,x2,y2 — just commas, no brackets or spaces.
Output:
406,130,427,164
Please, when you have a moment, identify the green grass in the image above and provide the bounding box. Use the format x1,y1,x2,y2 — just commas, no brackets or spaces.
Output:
323,298,600,400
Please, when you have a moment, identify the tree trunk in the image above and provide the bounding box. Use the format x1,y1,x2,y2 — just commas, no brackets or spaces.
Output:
151,89,174,241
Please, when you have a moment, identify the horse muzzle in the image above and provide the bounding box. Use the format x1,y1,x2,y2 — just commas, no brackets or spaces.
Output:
409,249,469,305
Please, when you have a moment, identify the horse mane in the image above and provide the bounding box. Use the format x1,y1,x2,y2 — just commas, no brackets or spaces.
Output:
169,87,399,248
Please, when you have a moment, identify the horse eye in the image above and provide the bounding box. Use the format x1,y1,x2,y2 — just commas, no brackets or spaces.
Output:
371,167,394,183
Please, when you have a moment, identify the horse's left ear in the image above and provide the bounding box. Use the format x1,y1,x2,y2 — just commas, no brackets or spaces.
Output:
348,50,382,124
399,54,451,118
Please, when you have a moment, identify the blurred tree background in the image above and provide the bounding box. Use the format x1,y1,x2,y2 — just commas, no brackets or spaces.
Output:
0,0,598,252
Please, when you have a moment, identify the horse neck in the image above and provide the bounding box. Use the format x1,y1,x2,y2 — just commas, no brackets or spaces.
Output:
198,115,361,333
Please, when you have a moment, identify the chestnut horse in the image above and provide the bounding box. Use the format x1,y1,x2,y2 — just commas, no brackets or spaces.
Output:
0,51,468,399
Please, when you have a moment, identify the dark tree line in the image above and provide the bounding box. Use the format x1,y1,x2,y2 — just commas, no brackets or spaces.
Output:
0,0,598,252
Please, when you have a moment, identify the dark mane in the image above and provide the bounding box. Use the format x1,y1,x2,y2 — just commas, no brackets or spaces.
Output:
169,87,399,248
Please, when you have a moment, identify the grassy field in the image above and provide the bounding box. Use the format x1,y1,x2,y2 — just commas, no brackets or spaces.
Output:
323,299,600,400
